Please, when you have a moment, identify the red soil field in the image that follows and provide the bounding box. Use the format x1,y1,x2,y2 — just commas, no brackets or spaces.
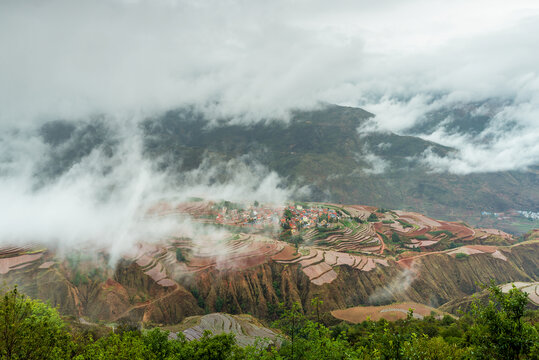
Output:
331,302,446,323
271,245,300,261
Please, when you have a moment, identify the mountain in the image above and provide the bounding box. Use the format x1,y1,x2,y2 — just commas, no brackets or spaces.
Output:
140,104,538,230
34,104,538,232
405,99,507,136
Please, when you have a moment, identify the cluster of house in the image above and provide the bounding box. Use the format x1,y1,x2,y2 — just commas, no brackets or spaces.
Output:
482,210,539,221
517,210,539,220
213,204,342,230
280,205,340,231
215,206,283,227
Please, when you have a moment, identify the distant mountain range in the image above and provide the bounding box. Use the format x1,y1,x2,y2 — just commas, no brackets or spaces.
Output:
38,104,538,232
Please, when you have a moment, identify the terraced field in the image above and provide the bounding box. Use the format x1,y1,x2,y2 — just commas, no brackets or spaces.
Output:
0,200,534,329
130,233,285,287
132,201,520,290
148,201,216,219
372,209,507,251
0,245,45,274
331,302,450,323
272,247,389,285
447,245,507,260
303,222,382,254
500,282,539,305
165,313,280,347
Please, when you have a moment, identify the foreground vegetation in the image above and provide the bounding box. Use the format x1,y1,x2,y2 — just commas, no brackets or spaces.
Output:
1,284,537,359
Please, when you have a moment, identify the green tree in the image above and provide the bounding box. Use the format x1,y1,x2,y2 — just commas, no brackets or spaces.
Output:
310,297,323,324
467,283,539,359
273,302,305,360
187,331,239,360
401,334,466,360
367,213,379,222
175,248,185,262
286,320,366,360
291,235,304,250
284,209,293,220
143,328,172,359
0,286,72,360
74,331,150,360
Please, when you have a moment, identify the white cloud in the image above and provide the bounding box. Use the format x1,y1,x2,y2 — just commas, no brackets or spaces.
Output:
0,120,302,259
418,100,539,173
2,1,538,126
357,150,390,175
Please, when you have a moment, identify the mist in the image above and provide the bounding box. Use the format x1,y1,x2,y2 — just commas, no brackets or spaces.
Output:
0,117,300,259
368,264,419,305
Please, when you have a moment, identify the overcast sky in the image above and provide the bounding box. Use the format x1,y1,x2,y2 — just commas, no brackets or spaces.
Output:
1,0,538,120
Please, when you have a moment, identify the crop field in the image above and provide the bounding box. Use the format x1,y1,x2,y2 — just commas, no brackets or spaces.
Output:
331,302,449,323
134,200,524,288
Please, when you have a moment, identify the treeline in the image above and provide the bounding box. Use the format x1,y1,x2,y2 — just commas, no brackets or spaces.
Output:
0,284,538,359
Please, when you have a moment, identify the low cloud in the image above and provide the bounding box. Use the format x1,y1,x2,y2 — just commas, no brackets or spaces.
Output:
368,263,419,304
416,101,539,174
0,119,301,260
357,150,390,175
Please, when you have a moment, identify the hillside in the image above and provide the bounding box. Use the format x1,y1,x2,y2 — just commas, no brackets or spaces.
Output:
36,104,538,233
438,281,539,314
140,105,538,230
1,201,537,327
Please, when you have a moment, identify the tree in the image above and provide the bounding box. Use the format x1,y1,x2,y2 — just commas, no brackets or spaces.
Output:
0,286,72,360
284,209,293,220
311,297,323,324
367,213,379,222
291,235,304,250
401,335,466,360
273,301,367,360
75,331,150,360
188,331,238,360
143,328,173,360
176,248,186,262
467,282,539,359
391,232,402,244
273,302,305,360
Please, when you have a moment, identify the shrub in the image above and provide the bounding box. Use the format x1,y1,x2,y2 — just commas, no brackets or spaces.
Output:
0,287,72,360
367,213,379,222
396,219,413,228
467,282,539,359
391,232,403,244
176,248,186,262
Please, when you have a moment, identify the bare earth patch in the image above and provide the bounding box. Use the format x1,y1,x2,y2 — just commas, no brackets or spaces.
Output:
331,302,447,323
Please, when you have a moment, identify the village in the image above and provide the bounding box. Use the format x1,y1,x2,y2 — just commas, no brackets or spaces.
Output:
215,205,283,227
280,205,341,231
214,204,342,230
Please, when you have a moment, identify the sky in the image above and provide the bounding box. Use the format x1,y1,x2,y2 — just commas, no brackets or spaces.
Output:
0,0,537,253
0,0,537,120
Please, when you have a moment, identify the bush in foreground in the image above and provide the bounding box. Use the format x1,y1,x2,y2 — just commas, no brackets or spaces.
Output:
0,283,537,359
